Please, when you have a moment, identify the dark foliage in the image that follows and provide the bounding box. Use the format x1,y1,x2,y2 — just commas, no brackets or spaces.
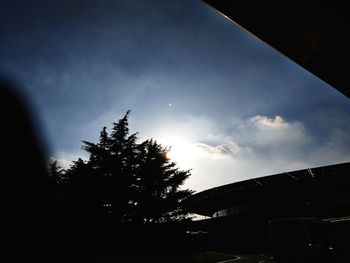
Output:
52,111,194,223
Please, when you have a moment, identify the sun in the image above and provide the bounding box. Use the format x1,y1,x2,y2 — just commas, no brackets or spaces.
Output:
165,143,194,161
158,136,202,168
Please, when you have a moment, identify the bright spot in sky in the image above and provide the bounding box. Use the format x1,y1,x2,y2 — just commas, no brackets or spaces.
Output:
168,103,172,107
166,143,202,167
159,136,202,169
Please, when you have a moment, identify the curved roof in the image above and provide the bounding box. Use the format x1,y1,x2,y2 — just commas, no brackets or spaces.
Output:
185,162,350,216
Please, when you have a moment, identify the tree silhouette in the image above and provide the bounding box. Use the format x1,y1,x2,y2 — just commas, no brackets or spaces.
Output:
48,160,66,184
58,111,194,223
135,139,193,223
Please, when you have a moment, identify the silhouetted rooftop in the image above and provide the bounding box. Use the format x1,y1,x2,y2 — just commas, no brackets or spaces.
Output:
186,162,350,216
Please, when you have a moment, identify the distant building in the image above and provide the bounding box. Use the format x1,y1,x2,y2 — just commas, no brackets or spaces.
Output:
186,162,350,221
184,162,350,253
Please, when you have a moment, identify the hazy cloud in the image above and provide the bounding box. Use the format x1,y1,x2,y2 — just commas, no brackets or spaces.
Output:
195,142,242,158
249,115,289,129
175,113,347,191
193,115,310,159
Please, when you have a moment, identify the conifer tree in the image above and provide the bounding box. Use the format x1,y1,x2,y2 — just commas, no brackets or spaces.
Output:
135,139,193,223
62,111,193,223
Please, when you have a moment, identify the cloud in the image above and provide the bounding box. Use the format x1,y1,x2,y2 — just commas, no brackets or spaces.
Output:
249,115,288,129
195,142,242,157
243,115,308,143
193,115,310,159
173,114,319,191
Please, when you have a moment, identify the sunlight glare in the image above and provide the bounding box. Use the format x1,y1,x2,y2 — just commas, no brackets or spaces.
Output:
159,136,203,169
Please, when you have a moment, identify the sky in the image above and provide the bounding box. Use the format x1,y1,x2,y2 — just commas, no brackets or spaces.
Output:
1,0,350,192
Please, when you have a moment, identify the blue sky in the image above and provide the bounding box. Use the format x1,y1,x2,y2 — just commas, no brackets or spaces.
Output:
1,0,350,192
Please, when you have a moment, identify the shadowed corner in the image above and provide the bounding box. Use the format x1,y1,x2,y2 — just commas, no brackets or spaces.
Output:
0,77,56,259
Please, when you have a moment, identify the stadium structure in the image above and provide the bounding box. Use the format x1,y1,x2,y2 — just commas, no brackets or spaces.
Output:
185,162,350,254
187,162,350,220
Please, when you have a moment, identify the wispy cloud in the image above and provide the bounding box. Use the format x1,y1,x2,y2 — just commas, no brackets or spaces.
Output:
249,115,289,129
237,115,311,158
193,115,310,159
195,142,242,157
